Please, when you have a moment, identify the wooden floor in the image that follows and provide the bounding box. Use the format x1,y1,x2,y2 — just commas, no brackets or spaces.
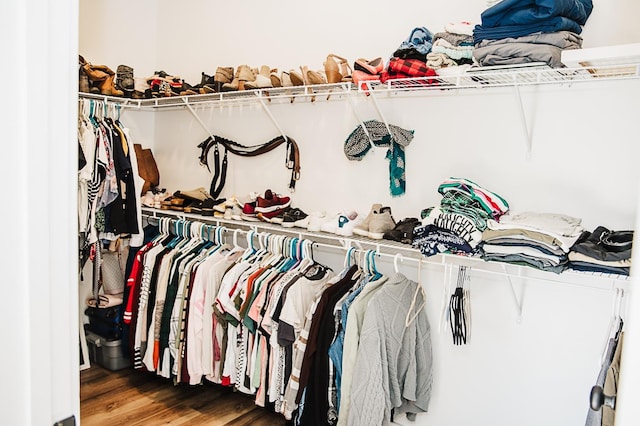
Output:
80,365,287,425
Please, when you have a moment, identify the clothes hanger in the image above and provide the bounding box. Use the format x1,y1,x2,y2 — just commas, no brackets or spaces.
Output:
406,258,427,327
601,288,625,364
241,230,257,260
394,253,403,273
367,250,382,281
449,265,469,345
344,246,357,269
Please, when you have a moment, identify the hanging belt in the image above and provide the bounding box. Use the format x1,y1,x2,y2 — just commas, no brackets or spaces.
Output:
197,134,301,199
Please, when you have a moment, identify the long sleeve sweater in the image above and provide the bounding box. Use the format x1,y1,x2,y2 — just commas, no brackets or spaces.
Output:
348,273,433,426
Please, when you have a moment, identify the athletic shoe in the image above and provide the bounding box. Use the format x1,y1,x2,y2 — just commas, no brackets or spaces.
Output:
337,212,363,237
141,191,155,208
255,189,291,213
306,211,327,232
223,205,233,220
281,208,308,228
353,203,382,237
231,204,243,221
241,202,260,221
368,206,396,239
257,207,289,223
321,211,361,236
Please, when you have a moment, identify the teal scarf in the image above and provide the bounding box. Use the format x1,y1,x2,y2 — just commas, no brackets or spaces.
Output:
344,120,414,196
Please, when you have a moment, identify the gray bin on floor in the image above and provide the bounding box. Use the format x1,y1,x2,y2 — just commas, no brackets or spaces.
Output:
85,330,131,371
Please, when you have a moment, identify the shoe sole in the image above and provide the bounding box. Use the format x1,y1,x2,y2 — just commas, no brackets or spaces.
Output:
282,217,308,228
352,228,369,237
254,200,291,213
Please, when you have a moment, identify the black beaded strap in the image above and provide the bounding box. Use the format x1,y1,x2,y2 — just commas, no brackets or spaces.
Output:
197,134,300,198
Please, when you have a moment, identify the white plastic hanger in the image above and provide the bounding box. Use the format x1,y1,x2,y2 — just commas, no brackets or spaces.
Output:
406,258,427,327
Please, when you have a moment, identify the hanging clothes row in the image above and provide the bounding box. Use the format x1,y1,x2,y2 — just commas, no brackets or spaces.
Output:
78,98,145,268
124,217,432,425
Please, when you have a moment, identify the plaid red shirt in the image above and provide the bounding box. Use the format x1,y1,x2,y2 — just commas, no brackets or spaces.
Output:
381,58,437,83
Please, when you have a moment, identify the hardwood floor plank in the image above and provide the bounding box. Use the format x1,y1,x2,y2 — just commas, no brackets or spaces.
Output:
81,366,286,425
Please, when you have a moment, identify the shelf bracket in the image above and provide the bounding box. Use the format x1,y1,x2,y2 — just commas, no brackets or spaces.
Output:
183,98,216,140
346,93,374,145
256,92,288,142
364,81,393,136
513,84,532,158
503,264,526,323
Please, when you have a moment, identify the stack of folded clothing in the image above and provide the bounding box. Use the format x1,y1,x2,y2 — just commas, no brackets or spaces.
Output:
413,177,509,257
481,211,585,273
381,27,438,83
473,0,593,67
428,22,476,69
568,227,633,276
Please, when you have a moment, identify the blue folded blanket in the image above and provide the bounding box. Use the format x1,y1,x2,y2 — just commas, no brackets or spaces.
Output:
474,0,593,42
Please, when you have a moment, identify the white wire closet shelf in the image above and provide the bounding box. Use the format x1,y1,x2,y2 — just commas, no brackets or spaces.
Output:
78,62,640,109
361,62,640,93
141,207,630,293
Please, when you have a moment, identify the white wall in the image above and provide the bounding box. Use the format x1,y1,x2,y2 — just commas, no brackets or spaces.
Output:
3,0,79,425
80,0,640,88
79,1,640,425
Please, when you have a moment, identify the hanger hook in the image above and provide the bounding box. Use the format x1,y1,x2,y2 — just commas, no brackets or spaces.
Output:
394,253,403,273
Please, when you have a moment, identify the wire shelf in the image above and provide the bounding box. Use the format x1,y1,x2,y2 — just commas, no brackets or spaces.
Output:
362,62,640,94
79,62,640,110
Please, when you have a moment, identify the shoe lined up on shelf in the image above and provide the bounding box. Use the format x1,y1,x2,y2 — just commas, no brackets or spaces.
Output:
143,188,421,245
79,53,389,99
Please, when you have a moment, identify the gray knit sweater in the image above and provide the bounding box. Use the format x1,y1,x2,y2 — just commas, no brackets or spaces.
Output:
347,273,433,425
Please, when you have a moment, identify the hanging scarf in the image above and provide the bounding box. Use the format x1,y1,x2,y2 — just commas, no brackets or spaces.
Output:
344,120,414,196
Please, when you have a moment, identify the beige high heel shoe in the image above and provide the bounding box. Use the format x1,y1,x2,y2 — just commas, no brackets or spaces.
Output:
289,68,305,86
270,68,282,87
303,65,327,85
324,54,352,83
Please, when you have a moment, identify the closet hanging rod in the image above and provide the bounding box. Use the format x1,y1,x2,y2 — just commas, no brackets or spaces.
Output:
141,208,630,290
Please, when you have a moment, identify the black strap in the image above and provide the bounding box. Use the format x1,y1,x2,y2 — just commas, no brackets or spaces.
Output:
199,134,300,197
210,148,227,199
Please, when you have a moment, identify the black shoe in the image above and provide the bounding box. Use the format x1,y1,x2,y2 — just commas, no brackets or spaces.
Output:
383,217,420,244
281,208,308,228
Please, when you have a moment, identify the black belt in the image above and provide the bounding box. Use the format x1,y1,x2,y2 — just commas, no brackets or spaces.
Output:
197,135,301,199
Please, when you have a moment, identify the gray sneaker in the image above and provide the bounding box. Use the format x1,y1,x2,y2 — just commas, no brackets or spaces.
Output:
353,204,382,238
368,206,396,239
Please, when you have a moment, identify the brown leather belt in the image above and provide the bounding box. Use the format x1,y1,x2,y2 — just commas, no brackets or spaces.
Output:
198,135,300,199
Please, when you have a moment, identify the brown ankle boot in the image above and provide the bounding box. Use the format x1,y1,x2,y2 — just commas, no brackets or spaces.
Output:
98,74,124,97
79,68,91,93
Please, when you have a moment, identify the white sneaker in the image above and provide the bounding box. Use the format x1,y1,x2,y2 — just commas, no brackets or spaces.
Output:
320,211,360,236
336,211,362,237
231,204,243,221
224,206,233,220
141,191,155,208
307,211,327,232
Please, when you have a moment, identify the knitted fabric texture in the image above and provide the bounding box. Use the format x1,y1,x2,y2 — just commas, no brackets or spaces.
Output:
344,120,414,197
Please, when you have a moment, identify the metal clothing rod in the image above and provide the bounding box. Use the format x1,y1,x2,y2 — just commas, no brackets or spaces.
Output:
141,208,629,290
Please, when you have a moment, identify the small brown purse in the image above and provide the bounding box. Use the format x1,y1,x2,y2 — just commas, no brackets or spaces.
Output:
134,143,160,194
